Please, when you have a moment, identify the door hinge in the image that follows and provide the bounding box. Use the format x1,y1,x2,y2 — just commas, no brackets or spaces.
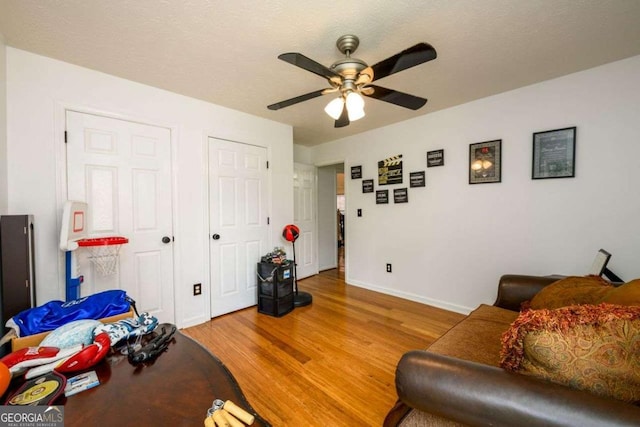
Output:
267,217,270,225
266,161,269,169
64,131,68,143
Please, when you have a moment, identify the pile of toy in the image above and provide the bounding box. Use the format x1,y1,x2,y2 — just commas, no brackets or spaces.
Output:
0,290,175,405
260,247,287,264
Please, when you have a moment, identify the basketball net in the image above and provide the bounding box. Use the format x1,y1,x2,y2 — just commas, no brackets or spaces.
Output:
78,237,128,276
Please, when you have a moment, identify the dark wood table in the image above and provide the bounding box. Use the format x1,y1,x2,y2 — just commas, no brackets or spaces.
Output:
61,331,270,426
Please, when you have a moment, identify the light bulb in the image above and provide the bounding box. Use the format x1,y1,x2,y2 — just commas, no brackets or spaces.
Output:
348,106,365,121
324,98,344,120
345,92,365,110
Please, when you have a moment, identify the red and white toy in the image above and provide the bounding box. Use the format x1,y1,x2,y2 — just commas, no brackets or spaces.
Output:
0,332,111,380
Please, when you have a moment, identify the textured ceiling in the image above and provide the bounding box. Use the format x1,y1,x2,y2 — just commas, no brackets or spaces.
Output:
1,1,639,146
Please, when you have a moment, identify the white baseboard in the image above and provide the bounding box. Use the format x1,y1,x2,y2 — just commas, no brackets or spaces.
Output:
345,277,474,315
319,263,337,271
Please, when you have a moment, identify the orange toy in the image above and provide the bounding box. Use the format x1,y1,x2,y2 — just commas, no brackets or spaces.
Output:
0,362,11,396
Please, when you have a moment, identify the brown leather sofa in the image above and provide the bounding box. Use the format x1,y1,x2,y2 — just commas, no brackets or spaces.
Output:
383,275,640,426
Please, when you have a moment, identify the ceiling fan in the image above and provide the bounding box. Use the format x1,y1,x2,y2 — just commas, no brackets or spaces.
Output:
267,35,437,128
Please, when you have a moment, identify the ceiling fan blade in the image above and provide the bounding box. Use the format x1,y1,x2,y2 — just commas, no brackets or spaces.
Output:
365,85,427,110
278,53,342,81
371,43,437,81
334,104,350,128
267,89,326,110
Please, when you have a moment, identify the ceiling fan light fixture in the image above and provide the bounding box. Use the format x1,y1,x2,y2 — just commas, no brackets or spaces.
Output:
345,91,365,110
324,97,344,120
347,106,365,121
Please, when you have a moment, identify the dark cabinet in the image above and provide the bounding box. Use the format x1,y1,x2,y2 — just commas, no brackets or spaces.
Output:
0,215,37,331
257,262,294,317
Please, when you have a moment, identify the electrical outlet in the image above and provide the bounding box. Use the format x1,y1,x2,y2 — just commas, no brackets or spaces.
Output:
193,283,202,295
357,208,362,217
386,263,392,273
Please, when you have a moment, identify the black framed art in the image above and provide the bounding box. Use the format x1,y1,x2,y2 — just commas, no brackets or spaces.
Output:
532,127,576,179
362,179,374,193
378,155,403,185
376,190,389,204
469,139,501,184
409,171,425,188
393,188,409,203
427,149,444,167
351,165,362,179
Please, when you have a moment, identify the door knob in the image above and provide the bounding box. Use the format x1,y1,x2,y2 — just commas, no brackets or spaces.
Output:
162,236,171,244
212,234,221,240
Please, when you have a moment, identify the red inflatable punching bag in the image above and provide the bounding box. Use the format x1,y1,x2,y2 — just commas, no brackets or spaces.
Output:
282,224,300,242
282,224,311,307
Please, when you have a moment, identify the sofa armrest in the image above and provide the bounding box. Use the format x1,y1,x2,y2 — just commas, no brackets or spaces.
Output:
493,274,558,311
396,351,640,427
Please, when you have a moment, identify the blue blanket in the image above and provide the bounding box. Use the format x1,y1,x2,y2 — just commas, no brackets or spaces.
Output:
6,290,132,337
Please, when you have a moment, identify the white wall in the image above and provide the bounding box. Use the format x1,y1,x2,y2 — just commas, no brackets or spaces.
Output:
293,144,312,164
317,165,338,270
6,47,293,328
0,34,7,214
311,55,640,314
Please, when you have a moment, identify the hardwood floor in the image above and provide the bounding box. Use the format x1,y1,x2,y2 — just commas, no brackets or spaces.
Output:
183,269,464,426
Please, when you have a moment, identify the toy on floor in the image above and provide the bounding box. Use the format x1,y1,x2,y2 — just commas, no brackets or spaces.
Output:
204,399,255,427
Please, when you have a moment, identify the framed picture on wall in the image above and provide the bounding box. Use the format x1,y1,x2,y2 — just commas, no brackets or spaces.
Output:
378,155,403,185
532,127,576,179
409,171,425,187
469,139,501,184
376,190,389,204
427,149,444,167
393,188,409,203
362,179,374,193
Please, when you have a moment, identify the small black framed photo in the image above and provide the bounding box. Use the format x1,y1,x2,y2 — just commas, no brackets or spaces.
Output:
409,171,425,188
351,165,362,179
394,188,409,203
427,149,444,167
362,179,374,193
469,139,501,184
532,127,576,179
376,190,389,204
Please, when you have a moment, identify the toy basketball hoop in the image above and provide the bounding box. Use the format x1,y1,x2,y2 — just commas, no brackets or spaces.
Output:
77,236,129,276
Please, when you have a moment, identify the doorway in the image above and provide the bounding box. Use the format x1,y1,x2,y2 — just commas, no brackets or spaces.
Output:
317,163,344,273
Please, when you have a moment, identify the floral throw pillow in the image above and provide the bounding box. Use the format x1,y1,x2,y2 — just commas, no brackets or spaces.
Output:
500,303,640,403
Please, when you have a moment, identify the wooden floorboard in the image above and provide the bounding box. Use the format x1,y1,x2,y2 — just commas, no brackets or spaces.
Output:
183,269,465,426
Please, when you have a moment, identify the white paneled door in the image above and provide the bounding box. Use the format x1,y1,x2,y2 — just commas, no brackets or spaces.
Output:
293,163,318,279
209,138,269,317
66,111,175,323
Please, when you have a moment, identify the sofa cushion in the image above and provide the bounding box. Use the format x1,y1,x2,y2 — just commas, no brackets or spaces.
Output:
500,303,640,403
529,275,613,309
602,278,640,306
427,304,517,367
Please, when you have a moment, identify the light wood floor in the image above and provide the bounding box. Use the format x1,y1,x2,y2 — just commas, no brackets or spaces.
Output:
183,268,464,426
